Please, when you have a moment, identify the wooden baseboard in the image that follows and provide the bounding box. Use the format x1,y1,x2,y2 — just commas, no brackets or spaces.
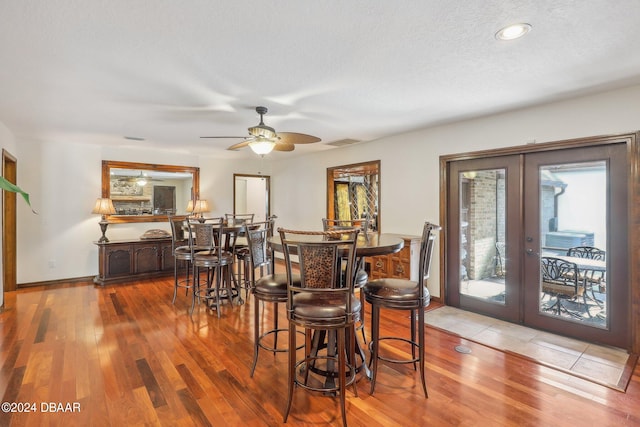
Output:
17,276,95,289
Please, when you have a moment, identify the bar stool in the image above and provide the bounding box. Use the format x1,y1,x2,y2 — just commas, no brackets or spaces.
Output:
168,214,193,303
279,227,360,427
247,223,303,377
189,218,238,317
363,221,440,397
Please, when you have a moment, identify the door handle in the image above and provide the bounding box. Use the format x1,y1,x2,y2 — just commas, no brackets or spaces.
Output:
526,248,538,256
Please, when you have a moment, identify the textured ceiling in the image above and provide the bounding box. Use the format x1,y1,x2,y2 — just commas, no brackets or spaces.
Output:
1,1,640,158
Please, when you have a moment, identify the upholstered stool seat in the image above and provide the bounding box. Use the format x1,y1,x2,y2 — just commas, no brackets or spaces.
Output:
253,273,294,297
363,278,430,308
290,294,361,326
174,245,191,256
355,269,368,285
236,246,250,257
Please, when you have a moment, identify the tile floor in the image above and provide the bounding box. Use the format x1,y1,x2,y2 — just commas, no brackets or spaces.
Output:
424,305,632,390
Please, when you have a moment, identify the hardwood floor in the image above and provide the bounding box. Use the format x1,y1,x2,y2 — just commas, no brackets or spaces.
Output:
1,274,639,426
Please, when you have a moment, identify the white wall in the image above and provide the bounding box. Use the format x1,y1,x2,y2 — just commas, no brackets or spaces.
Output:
0,122,18,306
7,84,640,297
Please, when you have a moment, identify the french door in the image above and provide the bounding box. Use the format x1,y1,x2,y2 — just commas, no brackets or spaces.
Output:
446,143,629,348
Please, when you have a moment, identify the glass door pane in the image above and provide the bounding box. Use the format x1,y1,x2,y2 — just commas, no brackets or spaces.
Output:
459,169,507,304
538,161,608,327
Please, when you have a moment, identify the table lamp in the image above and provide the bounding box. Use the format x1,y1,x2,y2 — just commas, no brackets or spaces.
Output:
192,199,210,222
92,198,116,243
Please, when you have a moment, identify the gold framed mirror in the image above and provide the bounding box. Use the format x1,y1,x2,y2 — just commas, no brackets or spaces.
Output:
326,160,380,231
101,160,200,223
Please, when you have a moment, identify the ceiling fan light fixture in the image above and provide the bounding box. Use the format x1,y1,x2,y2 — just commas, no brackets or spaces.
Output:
249,137,276,155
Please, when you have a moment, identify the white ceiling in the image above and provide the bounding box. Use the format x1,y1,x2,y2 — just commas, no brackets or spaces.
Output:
2,1,640,158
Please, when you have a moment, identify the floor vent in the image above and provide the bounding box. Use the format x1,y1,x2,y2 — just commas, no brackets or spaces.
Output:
454,345,472,354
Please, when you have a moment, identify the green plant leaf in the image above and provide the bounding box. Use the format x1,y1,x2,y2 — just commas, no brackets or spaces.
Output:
0,176,37,214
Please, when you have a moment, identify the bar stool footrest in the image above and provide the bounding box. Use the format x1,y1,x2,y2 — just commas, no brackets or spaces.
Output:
175,278,194,290
295,356,357,393
194,288,239,306
370,336,419,364
258,328,305,353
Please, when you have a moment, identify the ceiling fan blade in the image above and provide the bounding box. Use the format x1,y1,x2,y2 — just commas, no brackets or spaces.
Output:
277,132,321,145
226,139,252,151
200,136,246,139
274,142,295,151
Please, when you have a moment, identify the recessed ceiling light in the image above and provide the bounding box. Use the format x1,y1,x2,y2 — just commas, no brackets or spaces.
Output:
495,23,532,41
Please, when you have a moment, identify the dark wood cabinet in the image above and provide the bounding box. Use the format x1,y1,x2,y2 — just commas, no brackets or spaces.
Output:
160,243,176,271
94,238,179,285
367,234,420,281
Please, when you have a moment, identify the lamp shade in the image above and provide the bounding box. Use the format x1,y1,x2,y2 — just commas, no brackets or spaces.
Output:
249,137,276,155
92,198,116,216
192,199,210,214
186,200,194,213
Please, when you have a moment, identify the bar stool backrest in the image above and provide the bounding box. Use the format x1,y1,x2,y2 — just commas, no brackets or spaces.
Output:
278,228,360,324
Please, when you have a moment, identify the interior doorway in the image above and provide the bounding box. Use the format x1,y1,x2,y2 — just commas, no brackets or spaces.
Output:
2,149,17,294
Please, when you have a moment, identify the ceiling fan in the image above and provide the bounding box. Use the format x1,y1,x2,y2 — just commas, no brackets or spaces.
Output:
200,106,321,154
115,172,162,186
